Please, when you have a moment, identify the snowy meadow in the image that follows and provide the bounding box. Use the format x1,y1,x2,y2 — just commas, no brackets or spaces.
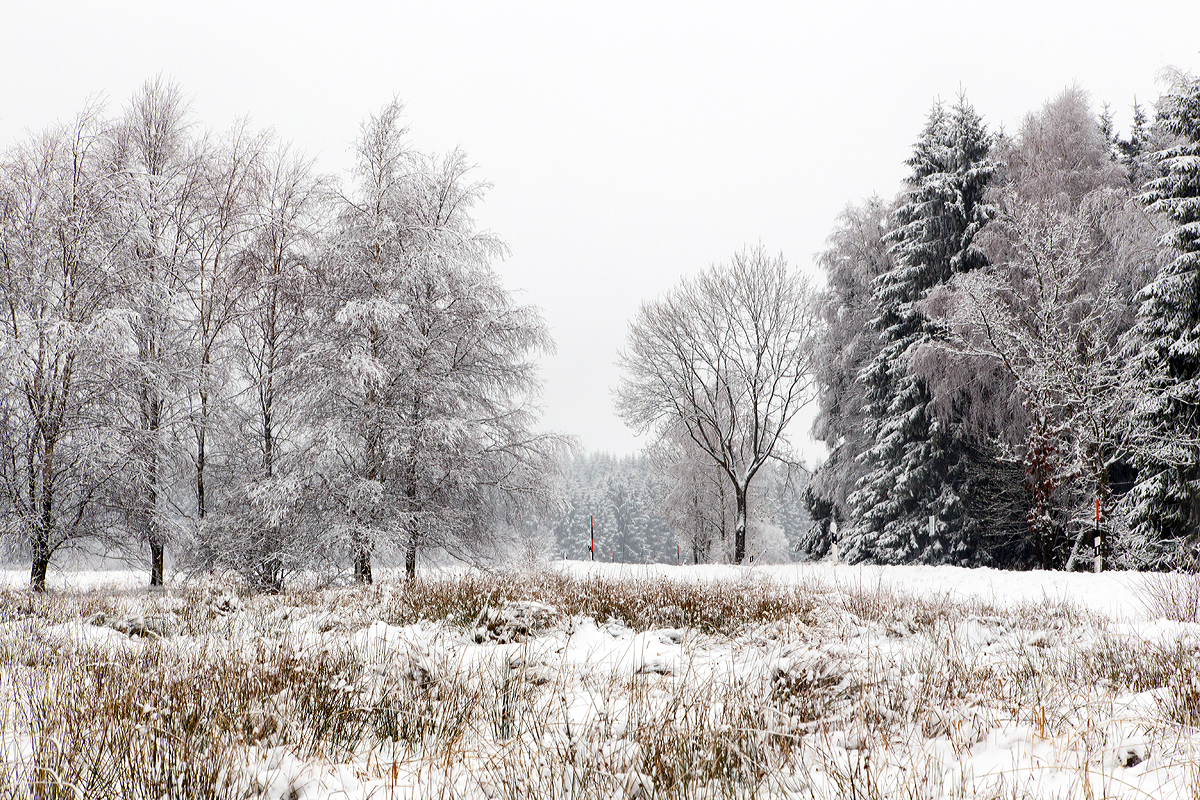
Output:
2,563,1199,799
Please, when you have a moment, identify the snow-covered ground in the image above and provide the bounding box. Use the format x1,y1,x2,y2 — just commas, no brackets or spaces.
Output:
1,561,1198,798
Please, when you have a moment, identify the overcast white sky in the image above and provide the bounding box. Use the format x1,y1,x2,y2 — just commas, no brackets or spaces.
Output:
3,2,1198,462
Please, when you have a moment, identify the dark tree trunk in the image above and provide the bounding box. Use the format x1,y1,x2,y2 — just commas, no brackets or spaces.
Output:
150,538,165,587
1039,528,1056,571
259,548,284,593
406,523,418,581
142,381,165,588
30,538,50,594
733,484,747,564
30,558,49,594
148,451,164,587
354,534,373,584
196,393,207,520
405,392,421,582
31,439,57,592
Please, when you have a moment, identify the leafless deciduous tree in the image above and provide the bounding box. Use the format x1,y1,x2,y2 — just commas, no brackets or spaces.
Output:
320,101,568,582
647,425,731,564
616,247,818,564
182,120,269,525
0,105,130,591
114,77,203,587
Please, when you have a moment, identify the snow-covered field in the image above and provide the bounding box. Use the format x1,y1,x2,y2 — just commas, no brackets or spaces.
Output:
1,561,1198,798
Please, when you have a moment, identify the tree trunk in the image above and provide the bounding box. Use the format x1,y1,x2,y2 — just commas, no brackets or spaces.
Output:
150,538,165,587
354,545,372,584
148,441,164,587
30,549,50,594
1039,527,1055,571
734,484,747,564
143,379,165,588
405,467,419,581
406,525,417,581
30,507,51,593
259,546,284,594
259,376,282,593
31,438,56,592
352,524,373,584
197,390,207,520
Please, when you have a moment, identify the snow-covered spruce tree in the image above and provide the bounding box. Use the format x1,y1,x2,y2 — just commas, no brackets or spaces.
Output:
0,105,131,591
1128,71,1200,561
845,97,996,565
803,197,896,558
320,101,566,582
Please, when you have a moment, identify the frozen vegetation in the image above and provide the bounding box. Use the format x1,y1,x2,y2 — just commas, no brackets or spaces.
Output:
2,562,1199,798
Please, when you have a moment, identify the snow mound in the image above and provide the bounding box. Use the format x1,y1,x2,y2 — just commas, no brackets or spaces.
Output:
473,600,561,643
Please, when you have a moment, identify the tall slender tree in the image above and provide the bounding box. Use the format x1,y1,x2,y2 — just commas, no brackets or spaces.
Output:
804,197,895,555
846,97,996,564
0,106,129,591
322,102,564,581
113,78,204,587
200,144,328,591
1128,70,1200,560
183,121,268,524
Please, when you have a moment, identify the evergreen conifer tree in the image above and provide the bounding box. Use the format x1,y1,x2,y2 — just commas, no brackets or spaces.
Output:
846,97,995,564
1128,72,1200,559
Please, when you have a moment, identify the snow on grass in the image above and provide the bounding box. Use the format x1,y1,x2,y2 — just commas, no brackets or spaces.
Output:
557,560,1156,621
0,561,1197,798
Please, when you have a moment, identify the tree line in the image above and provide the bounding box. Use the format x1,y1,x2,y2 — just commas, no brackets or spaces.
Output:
12,70,1198,588
613,72,1200,573
0,79,566,592
801,74,1200,570
546,452,810,565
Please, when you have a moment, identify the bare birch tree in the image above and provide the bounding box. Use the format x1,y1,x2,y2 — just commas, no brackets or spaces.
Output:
321,101,566,581
182,120,268,524
0,105,130,591
114,77,204,586
616,247,818,564
208,144,329,591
